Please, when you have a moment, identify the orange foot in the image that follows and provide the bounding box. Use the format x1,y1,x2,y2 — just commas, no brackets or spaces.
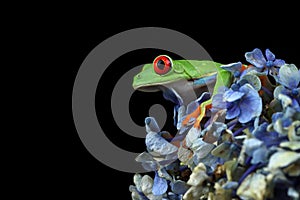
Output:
182,103,212,129
182,106,200,127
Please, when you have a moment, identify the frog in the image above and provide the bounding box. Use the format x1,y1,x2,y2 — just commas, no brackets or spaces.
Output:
132,55,233,129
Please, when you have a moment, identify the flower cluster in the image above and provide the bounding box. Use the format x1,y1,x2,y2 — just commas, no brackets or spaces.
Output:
129,48,300,200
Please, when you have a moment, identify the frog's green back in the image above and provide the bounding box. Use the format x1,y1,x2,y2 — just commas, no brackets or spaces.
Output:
174,60,222,79
178,60,232,95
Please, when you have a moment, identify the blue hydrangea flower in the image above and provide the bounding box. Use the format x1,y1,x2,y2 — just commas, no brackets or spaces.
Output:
274,64,300,108
252,122,288,148
212,84,263,123
245,48,285,76
243,138,268,164
269,96,300,137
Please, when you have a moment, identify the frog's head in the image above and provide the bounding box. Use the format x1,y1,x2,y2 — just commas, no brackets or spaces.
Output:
133,55,197,92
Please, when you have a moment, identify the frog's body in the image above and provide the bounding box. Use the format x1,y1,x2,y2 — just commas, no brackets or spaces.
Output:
132,55,233,129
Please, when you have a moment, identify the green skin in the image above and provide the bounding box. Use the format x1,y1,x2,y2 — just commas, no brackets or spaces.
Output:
132,57,233,127
133,59,232,100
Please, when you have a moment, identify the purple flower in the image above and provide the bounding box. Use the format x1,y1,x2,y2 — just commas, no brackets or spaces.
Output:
213,84,262,123
245,48,285,76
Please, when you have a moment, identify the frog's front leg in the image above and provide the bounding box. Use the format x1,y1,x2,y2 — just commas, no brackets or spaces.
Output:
182,99,212,129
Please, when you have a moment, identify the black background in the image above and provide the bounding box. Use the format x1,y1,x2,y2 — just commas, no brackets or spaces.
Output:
61,22,298,199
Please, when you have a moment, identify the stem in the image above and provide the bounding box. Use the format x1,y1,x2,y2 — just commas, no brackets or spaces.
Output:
245,156,252,166
233,125,248,136
238,163,260,185
170,133,187,142
261,86,273,98
227,119,238,128
228,123,237,131
204,118,211,129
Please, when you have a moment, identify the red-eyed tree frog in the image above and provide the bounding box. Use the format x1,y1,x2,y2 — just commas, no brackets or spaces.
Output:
132,55,233,129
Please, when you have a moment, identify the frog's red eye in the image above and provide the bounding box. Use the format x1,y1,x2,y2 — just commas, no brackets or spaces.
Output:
153,55,173,75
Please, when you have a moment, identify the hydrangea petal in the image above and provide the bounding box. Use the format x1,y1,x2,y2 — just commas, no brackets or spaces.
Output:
238,84,262,123
220,62,243,74
222,181,238,189
223,89,245,102
278,93,293,108
280,141,300,151
288,121,300,141
202,122,227,144
197,153,220,173
279,64,300,89
237,173,266,200
186,163,208,186
252,122,269,138
185,127,201,147
243,138,264,156
212,93,226,109
273,85,288,99
191,138,215,159
211,142,231,159
251,146,268,164
273,59,285,67
238,74,261,91
186,101,199,115
152,172,168,195
135,152,155,162
146,132,178,155
268,151,300,170
245,48,266,68
241,66,267,77
145,117,161,133
265,48,275,61
133,174,143,192
226,104,240,120
141,161,159,171
141,175,154,195
292,98,300,109
170,180,190,195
